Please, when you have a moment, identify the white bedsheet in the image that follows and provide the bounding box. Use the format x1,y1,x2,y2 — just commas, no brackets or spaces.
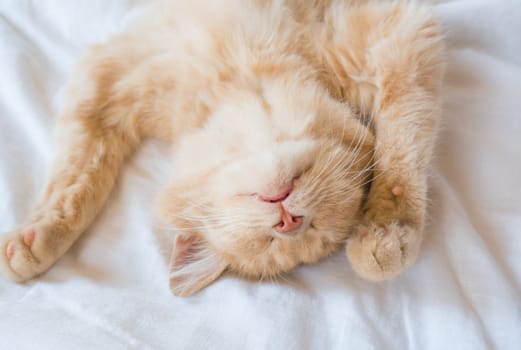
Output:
1,1,520,349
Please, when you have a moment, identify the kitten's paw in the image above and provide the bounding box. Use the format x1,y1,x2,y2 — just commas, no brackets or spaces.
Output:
346,221,422,281
0,222,68,282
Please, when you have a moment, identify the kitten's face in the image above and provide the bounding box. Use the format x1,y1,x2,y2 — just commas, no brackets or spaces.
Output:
160,80,374,296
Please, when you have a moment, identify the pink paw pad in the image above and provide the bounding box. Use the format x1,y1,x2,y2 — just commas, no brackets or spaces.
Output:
6,241,15,259
391,185,404,197
24,230,36,246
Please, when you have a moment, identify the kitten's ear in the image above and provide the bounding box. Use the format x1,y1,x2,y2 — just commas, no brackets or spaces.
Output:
169,233,228,297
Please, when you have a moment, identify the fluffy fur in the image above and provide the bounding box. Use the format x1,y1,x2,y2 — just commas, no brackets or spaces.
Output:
0,0,444,296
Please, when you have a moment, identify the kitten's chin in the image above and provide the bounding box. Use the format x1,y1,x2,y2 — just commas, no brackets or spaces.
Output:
272,230,301,239
223,227,342,280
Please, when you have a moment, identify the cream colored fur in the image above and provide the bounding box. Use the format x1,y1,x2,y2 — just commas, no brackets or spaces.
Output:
0,0,444,296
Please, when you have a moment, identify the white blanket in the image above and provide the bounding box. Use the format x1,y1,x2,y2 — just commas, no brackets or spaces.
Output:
1,1,520,349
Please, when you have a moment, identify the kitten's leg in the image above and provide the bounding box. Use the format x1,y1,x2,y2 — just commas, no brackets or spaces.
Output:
0,123,137,281
0,42,150,282
322,3,445,279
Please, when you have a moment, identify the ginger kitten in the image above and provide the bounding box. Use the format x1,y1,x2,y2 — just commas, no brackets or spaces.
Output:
0,0,444,296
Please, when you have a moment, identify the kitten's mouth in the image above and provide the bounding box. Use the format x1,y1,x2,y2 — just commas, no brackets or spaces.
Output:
272,215,312,239
272,203,303,234
273,215,303,233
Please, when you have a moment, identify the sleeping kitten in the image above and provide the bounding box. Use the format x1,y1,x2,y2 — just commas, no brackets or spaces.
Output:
0,0,444,296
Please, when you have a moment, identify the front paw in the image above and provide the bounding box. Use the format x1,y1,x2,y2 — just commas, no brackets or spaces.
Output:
346,221,423,281
0,229,43,282
0,219,71,282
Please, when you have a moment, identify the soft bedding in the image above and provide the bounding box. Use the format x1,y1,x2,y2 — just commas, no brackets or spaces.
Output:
0,0,520,349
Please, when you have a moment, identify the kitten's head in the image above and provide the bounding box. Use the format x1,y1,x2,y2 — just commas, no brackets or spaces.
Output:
159,78,374,296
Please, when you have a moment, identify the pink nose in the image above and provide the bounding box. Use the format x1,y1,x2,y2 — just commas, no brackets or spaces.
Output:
258,183,293,203
274,206,303,233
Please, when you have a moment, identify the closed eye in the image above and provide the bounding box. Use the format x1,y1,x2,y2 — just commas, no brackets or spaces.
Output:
235,192,257,198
